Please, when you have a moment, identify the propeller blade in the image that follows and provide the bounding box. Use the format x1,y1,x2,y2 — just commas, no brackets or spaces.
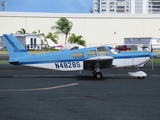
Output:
151,56,154,70
151,42,153,52
150,42,154,70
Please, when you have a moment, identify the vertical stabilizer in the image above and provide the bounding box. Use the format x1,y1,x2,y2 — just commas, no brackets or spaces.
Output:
3,34,30,62
46,38,56,47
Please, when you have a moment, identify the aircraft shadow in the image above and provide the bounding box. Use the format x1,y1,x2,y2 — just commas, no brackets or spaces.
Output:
75,75,136,81
0,74,138,80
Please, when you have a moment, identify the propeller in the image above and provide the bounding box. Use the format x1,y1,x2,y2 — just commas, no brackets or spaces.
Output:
150,42,154,70
151,42,153,52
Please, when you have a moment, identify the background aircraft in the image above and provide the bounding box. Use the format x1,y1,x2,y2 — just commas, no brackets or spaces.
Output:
46,38,85,50
3,34,157,79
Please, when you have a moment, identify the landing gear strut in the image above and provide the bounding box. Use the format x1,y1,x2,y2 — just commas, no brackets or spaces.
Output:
92,63,103,79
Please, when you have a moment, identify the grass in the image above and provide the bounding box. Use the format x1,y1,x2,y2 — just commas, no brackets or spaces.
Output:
147,58,160,64
154,50,160,54
0,60,8,64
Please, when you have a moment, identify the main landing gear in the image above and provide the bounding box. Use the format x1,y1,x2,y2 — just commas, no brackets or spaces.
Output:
93,71,103,79
93,63,103,79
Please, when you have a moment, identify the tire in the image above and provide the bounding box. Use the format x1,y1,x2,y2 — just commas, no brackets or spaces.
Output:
94,72,103,79
137,76,145,79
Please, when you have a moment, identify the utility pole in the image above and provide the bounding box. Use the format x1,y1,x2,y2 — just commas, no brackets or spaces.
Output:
0,1,5,11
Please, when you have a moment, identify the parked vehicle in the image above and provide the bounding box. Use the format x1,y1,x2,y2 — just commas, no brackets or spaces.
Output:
115,45,131,51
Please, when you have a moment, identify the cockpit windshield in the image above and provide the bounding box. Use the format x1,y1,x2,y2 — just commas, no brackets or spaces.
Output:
97,46,108,56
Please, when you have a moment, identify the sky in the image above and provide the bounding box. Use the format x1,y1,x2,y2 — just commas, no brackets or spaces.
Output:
2,0,93,13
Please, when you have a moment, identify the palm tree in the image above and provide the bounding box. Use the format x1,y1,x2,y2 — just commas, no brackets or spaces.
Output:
51,17,73,44
68,33,86,46
16,28,27,34
45,32,59,44
32,29,41,34
89,7,93,13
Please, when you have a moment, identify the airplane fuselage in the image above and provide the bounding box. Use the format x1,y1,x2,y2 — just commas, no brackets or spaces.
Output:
13,46,154,71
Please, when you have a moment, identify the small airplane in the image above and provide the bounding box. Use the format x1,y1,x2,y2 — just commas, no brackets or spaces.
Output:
46,38,85,50
46,38,63,50
3,34,158,79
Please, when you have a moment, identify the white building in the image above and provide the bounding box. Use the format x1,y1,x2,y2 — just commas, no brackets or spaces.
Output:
0,12,160,47
124,37,160,50
0,34,42,50
93,0,160,14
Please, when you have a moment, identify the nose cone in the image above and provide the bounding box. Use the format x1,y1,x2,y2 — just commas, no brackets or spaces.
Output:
150,52,158,58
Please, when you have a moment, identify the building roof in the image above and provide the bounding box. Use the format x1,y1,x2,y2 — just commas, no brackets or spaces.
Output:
0,33,43,37
0,12,160,19
124,37,160,39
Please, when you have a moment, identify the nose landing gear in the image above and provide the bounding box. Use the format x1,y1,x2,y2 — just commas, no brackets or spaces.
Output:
128,68,147,79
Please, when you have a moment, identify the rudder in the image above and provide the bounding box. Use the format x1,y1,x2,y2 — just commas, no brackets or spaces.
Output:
3,34,30,62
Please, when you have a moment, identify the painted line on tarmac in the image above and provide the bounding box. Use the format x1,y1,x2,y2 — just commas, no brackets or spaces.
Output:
152,75,160,77
0,83,79,92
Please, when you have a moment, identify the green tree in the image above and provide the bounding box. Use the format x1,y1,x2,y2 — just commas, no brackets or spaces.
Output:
32,29,40,34
51,17,73,44
16,28,27,34
68,33,86,46
45,32,59,44
89,7,93,13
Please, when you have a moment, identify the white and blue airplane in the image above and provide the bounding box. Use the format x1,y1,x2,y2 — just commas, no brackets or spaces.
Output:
3,34,157,79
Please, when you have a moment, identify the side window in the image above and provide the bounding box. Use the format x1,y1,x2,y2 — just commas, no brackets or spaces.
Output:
97,47,108,56
72,52,84,58
87,50,97,57
30,38,33,48
34,38,36,48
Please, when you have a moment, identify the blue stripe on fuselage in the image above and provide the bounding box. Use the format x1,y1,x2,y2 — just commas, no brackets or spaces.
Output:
112,52,150,59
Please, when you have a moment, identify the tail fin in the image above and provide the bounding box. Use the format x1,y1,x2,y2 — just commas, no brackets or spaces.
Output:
46,38,56,47
3,34,30,62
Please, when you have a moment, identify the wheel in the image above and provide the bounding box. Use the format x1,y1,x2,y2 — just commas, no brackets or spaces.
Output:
137,76,145,79
93,72,103,79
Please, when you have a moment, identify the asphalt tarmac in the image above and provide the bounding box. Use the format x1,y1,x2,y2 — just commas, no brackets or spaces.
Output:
0,64,160,120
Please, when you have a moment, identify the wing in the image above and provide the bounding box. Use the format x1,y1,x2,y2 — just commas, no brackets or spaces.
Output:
84,56,113,70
